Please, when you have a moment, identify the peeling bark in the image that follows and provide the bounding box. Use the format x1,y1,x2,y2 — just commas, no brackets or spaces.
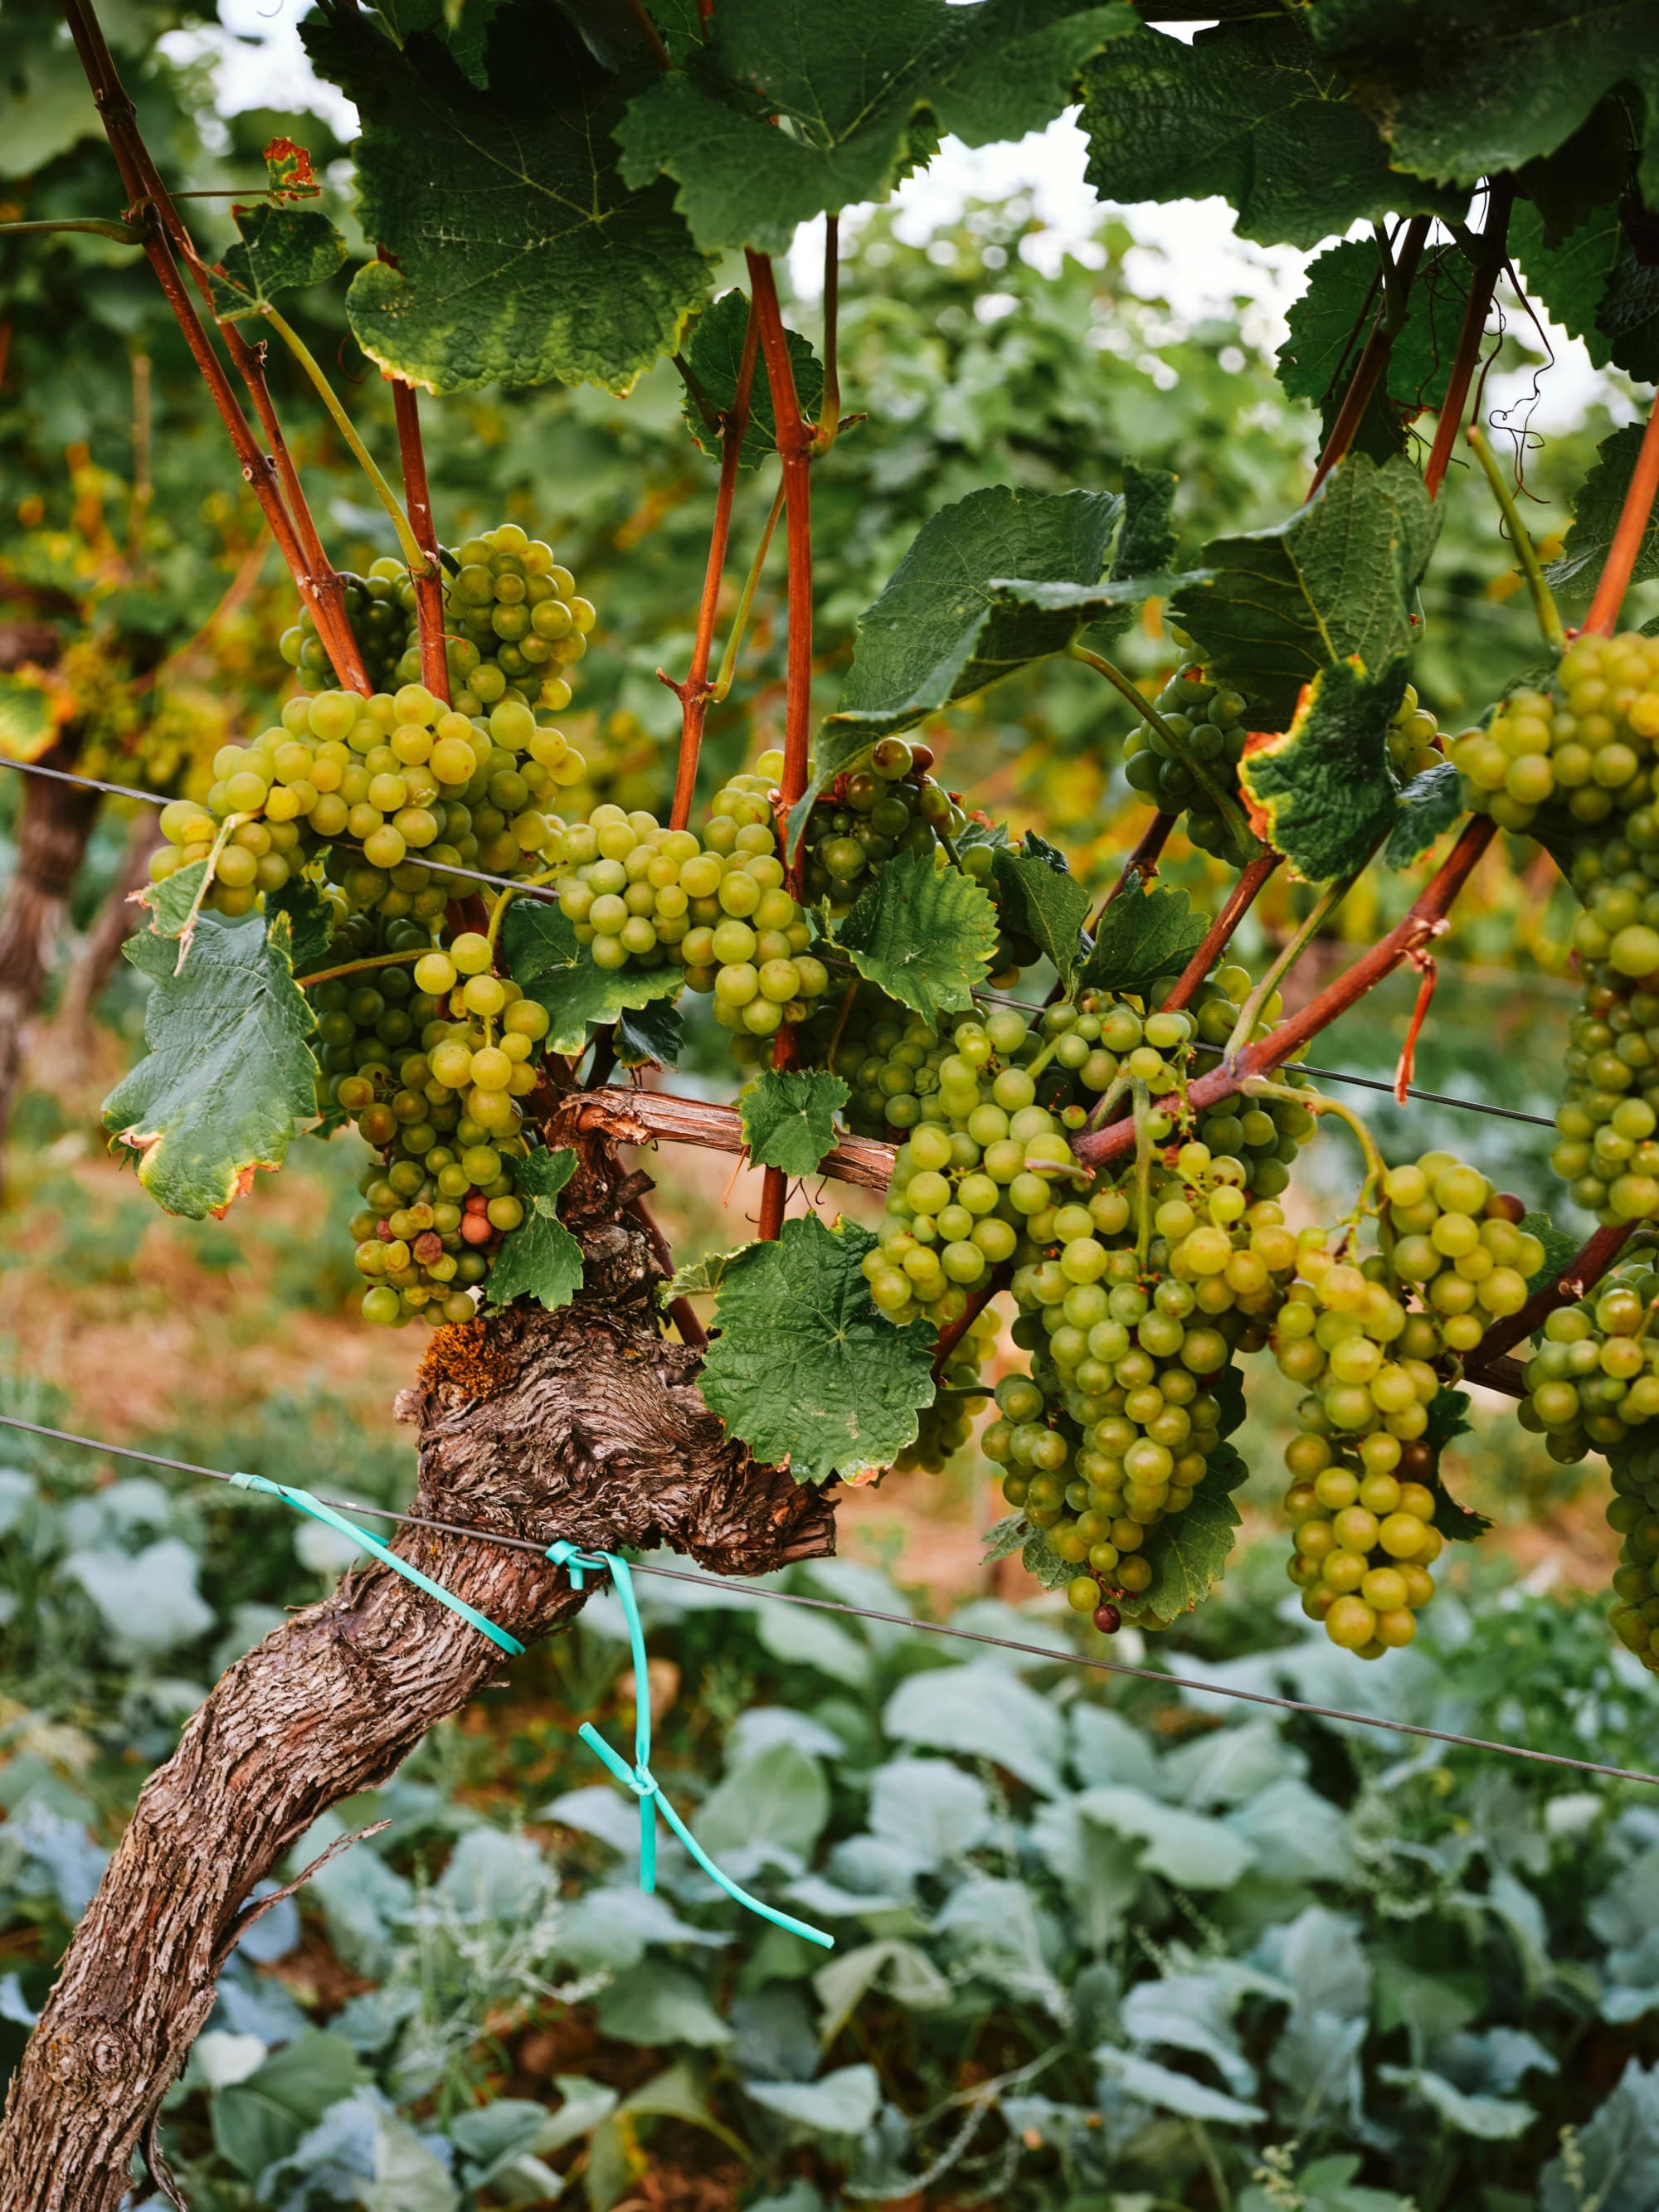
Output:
0,1131,835,2208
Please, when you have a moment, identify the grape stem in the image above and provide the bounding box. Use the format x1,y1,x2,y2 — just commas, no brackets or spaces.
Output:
1467,1218,1637,1371
0,216,145,243
1131,1082,1154,1266
747,247,816,1243
1247,1075,1383,1224
1161,852,1282,1013
170,813,249,974
711,476,786,704
387,357,450,705
484,864,557,963
1067,642,1258,854
1223,863,1364,1062
1308,216,1431,497
666,293,760,831
260,307,430,581
1465,425,1565,654
930,1270,1007,1379
1071,816,1498,1174
1581,395,1659,638
296,947,425,990
1422,177,1514,502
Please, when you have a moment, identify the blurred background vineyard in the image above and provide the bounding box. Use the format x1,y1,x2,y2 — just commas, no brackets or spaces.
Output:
7,2,1659,2205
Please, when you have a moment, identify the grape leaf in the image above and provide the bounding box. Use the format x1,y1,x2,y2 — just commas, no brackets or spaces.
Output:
1510,201,1621,372
1521,1210,1581,1296
304,3,712,395
1310,0,1659,188
980,1512,1031,1567
834,848,999,1028
267,881,336,976
1170,453,1438,732
103,909,319,1220
614,996,683,1069
205,202,348,322
1079,14,1431,252
1076,873,1206,999
1121,1441,1249,1626
665,1241,761,1299
366,0,504,90
1596,248,1659,385
484,1145,585,1311
1111,460,1179,586
139,859,210,946
1545,425,1659,600
741,1069,849,1177
992,834,1092,986
501,899,684,1056
1385,761,1465,871
1240,654,1409,884
791,484,1143,843
615,0,1133,256
1021,1525,1075,1592
1277,239,1472,421
680,289,824,469
1423,1388,1491,1544
264,135,323,201
697,1213,937,1485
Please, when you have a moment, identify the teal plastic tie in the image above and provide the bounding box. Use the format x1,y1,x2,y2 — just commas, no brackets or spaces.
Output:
547,1540,833,1950
233,1473,523,1656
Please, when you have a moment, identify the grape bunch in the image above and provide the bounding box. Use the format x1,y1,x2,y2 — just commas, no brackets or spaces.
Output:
1124,647,1252,859
150,685,586,922
1520,1266,1659,1463
891,1307,998,1474
1388,684,1444,783
283,527,597,720
313,921,552,1327
1451,631,1659,839
548,772,830,1041
1603,1438,1659,1675
1550,868,1659,1226
1274,1154,1541,1656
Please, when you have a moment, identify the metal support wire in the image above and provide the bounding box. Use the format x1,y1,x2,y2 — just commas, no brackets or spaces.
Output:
0,751,1569,1139
2,1408,1654,1793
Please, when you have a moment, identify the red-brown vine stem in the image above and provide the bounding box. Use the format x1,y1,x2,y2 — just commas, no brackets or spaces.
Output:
930,1268,1008,1378
1308,216,1431,498
667,296,759,831
1422,177,1514,501
1161,851,1281,1012
1070,814,1499,1171
58,0,368,693
1468,1219,1637,1372
815,214,841,451
1582,396,1659,638
389,372,450,705
747,249,816,1243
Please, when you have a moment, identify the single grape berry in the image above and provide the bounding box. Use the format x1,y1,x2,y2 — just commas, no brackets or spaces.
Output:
1092,1602,1121,1634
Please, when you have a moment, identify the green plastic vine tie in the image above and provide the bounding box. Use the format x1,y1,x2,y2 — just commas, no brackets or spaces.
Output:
547,1540,834,1950
231,1473,523,1655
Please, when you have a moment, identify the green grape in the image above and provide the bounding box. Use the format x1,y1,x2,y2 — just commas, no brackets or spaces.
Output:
1521,1265,1659,1462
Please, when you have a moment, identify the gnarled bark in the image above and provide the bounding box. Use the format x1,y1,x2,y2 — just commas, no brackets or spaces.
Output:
0,1128,836,2209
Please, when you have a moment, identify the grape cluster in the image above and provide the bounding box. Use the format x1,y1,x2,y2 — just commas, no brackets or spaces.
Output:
1603,1437,1659,1675
1125,649,1252,859
548,771,830,1039
1274,1154,1540,1656
1452,632,1659,838
283,527,597,720
891,1307,998,1474
150,685,586,922
1388,684,1444,783
313,921,551,1327
1521,1267,1659,1463
800,739,968,904
1551,867,1659,1225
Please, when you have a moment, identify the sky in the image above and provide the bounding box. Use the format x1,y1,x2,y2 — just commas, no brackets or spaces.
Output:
169,0,1623,444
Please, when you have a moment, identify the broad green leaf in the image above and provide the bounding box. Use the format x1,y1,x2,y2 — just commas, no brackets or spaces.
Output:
615,0,1133,256
698,1213,936,1485
1521,1208,1579,1295
367,0,504,89
834,848,999,1027
992,834,1092,986
1378,2065,1536,2142
502,897,684,1055
883,1660,1065,1795
596,1963,732,2048
980,1512,1030,1566
746,2065,881,2137
267,880,336,975
1540,2057,1659,2212
212,2029,363,2180
681,288,824,468
1022,1523,1075,1592
0,670,61,762
1080,15,1423,252
104,910,319,1220
205,202,348,322
665,1241,760,1299
484,1145,584,1311
1277,239,1472,422
1087,460,1180,649
1423,1388,1491,1543
741,1069,849,1177
1385,761,1464,870
304,7,712,394
1545,425,1659,600
698,1739,830,1857
1240,654,1408,883
1597,247,1659,385
1311,0,1659,187
614,994,682,1068
1510,201,1621,372
1097,2044,1263,2125
1170,453,1438,732
139,858,210,945
1076,873,1207,999
1121,1440,1249,1627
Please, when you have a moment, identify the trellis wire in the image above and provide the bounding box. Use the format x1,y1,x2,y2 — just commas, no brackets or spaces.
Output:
2,1407,1654,1793
0,752,1559,1135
